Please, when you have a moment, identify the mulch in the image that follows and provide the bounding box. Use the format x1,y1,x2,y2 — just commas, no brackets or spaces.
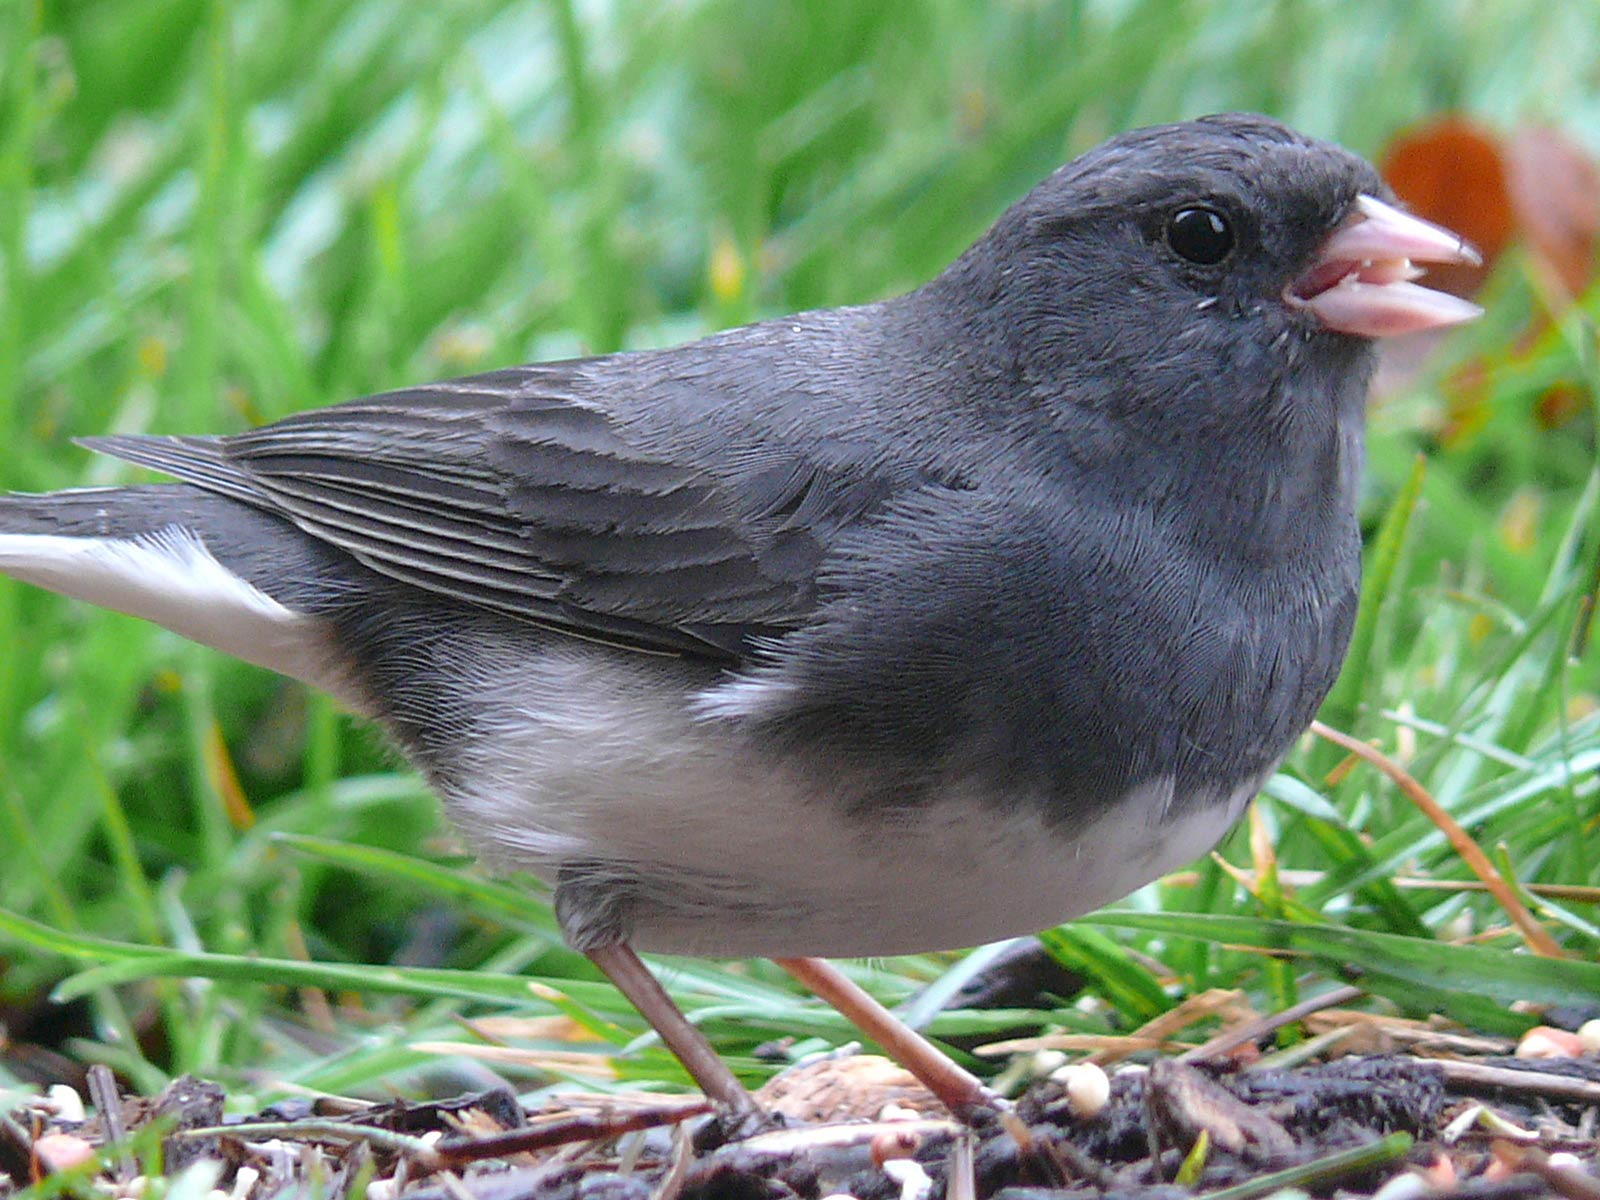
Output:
6,1000,1600,1200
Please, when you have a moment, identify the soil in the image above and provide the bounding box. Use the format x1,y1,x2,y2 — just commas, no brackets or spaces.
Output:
6,1025,1600,1199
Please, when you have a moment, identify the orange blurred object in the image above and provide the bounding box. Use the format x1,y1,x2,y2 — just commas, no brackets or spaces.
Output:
1380,115,1598,304
1380,118,1511,297
1505,125,1600,301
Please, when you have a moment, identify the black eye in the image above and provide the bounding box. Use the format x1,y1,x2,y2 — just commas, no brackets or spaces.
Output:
1165,207,1234,265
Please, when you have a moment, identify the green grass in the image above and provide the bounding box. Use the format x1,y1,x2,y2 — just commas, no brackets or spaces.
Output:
1,0,1598,1109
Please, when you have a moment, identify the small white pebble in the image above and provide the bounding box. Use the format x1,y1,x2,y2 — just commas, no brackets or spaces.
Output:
1440,909,1475,942
166,1160,223,1198
1394,703,1417,762
121,1175,148,1198
46,1084,86,1123
1578,1019,1600,1054
229,1165,260,1200
819,1194,860,1200
366,1179,399,1200
877,1102,920,1122
1546,1152,1586,1172
1440,1103,1483,1144
1030,1049,1068,1077
1517,1026,1584,1059
1370,1172,1433,1200
1049,1061,1110,1119
883,1158,933,1200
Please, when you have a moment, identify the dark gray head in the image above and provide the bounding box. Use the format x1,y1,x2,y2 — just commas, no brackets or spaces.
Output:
840,111,1483,582
905,113,1474,453
1012,112,1388,312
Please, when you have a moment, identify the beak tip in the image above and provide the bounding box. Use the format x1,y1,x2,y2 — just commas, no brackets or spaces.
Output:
1349,193,1484,269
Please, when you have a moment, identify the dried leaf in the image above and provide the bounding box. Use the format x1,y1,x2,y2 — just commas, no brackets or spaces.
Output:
1381,117,1511,297
1504,124,1600,301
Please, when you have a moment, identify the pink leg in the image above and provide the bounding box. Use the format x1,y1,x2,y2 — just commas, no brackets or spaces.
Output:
774,955,994,1119
586,942,759,1117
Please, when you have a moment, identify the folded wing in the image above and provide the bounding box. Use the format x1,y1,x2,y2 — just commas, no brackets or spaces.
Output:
84,364,900,660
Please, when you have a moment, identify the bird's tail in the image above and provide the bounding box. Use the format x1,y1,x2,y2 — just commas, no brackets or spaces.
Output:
0,484,362,707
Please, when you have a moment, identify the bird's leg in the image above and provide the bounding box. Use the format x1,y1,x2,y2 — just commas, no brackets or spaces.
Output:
773,955,996,1120
585,941,760,1118
559,865,761,1120
564,871,991,1121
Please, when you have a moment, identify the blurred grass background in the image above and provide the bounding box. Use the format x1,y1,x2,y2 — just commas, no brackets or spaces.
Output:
1,0,1598,1107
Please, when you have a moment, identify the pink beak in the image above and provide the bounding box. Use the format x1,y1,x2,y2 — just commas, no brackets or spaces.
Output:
1286,195,1484,338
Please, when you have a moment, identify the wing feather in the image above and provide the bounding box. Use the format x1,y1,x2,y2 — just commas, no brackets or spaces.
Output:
81,364,909,658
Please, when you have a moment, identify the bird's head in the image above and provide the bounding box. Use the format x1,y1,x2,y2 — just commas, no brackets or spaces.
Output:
922,113,1480,455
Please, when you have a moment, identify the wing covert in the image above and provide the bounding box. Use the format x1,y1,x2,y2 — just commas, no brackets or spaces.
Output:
85,364,908,659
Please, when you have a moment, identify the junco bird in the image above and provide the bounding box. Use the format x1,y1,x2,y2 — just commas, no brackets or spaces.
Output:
0,114,1479,1119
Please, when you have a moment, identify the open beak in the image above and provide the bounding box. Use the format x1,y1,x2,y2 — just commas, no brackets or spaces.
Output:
1286,195,1484,338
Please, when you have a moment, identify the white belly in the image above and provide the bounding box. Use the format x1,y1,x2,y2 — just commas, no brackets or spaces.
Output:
630,776,1256,957
437,644,1261,957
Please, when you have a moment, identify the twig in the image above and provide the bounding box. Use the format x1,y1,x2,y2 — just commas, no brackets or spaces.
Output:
997,1108,1033,1156
1170,867,1600,903
947,1130,977,1200
649,1123,693,1200
86,1065,134,1183
174,1118,442,1167
1301,1010,1512,1055
1393,878,1600,903
975,1033,1188,1057
1180,985,1364,1063
431,1096,714,1167
1428,1058,1600,1105
1310,720,1566,958
709,1118,958,1158
281,919,337,1036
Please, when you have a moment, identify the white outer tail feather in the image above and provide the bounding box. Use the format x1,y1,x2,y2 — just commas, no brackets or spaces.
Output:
0,526,360,708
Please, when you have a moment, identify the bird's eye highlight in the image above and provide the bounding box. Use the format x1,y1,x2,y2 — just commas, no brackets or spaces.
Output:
1165,207,1234,265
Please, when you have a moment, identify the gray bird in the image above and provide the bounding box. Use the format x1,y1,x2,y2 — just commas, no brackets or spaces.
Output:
0,114,1479,1119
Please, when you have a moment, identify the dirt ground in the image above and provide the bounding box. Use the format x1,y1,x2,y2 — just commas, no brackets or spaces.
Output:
7,997,1600,1199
